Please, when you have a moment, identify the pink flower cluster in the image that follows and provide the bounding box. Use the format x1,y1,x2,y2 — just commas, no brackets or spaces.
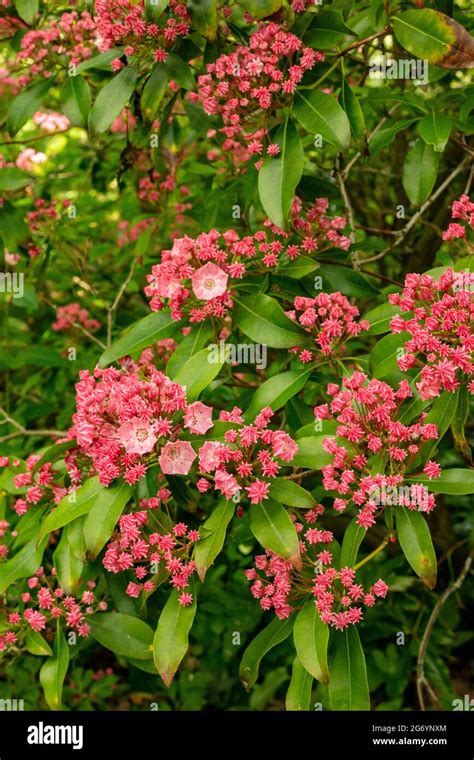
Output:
33,111,70,133
69,361,212,485
0,568,106,652
52,303,101,333
389,269,474,399
314,373,440,529
196,406,298,505
0,454,68,517
442,194,474,247
246,507,389,626
18,11,96,77
286,291,369,362
95,0,190,69
144,199,350,323
103,503,199,606
194,23,323,164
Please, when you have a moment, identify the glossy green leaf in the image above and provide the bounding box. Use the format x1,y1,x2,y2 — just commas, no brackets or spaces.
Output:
418,113,452,152
89,612,154,660
402,139,440,206
141,64,168,121
60,76,91,127
305,10,355,50
172,348,224,401
99,312,181,367
268,478,316,509
408,469,474,495
392,9,474,69
39,476,105,539
236,0,283,20
39,624,69,711
14,0,38,24
329,626,370,710
258,116,303,230
341,78,365,140
250,499,301,566
26,628,53,657
194,500,235,580
340,516,366,568
239,615,294,691
145,0,169,22
89,66,138,133
286,656,313,711
290,435,334,469
187,0,217,39
233,294,309,349
294,90,351,151
243,369,312,422
363,303,401,335
53,521,85,595
153,587,197,686
369,331,410,379
164,54,195,90
0,168,32,191
294,601,329,683
83,480,132,558
369,118,418,156
318,264,378,298
278,256,319,279
7,79,53,135
0,537,47,594
396,507,437,589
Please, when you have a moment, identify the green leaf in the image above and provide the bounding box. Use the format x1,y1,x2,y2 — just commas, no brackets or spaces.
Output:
0,201,29,248
340,516,366,568
236,0,283,20
194,499,235,580
53,521,85,595
26,628,53,657
369,331,410,379
153,587,197,686
141,64,169,121
172,348,223,401
408,469,474,495
305,10,356,50
369,118,418,156
39,476,105,540
329,626,370,710
290,436,333,469
418,113,452,152
243,369,312,423
451,385,471,463
294,601,329,683
89,66,138,133
396,507,437,589
7,79,53,135
278,256,319,279
340,79,365,140
83,480,133,558
14,0,38,25
363,303,401,335
76,50,123,74
99,311,180,367
391,9,474,69
89,612,154,660
258,116,303,230
166,322,213,377
286,656,313,711
187,0,217,39
268,478,316,509
239,615,294,691
32,440,76,476
0,168,32,191
60,76,91,127
318,264,378,298
145,0,169,22
164,54,195,90
39,624,69,711
233,294,309,349
402,139,440,206
294,90,351,151
0,537,47,594
411,390,459,465
250,499,301,566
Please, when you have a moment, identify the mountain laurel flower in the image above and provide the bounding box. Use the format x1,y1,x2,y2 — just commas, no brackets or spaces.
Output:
159,441,197,475
183,402,214,435
191,262,229,301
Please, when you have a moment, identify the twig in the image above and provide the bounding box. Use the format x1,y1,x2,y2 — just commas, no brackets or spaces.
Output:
0,407,65,444
0,130,70,146
336,167,360,270
342,106,398,180
416,553,473,711
362,156,471,264
107,257,140,347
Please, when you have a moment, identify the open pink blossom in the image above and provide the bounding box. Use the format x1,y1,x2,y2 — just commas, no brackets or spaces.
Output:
118,417,157,455
159,441,196,475
191,262,228,301
184,402,214,434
